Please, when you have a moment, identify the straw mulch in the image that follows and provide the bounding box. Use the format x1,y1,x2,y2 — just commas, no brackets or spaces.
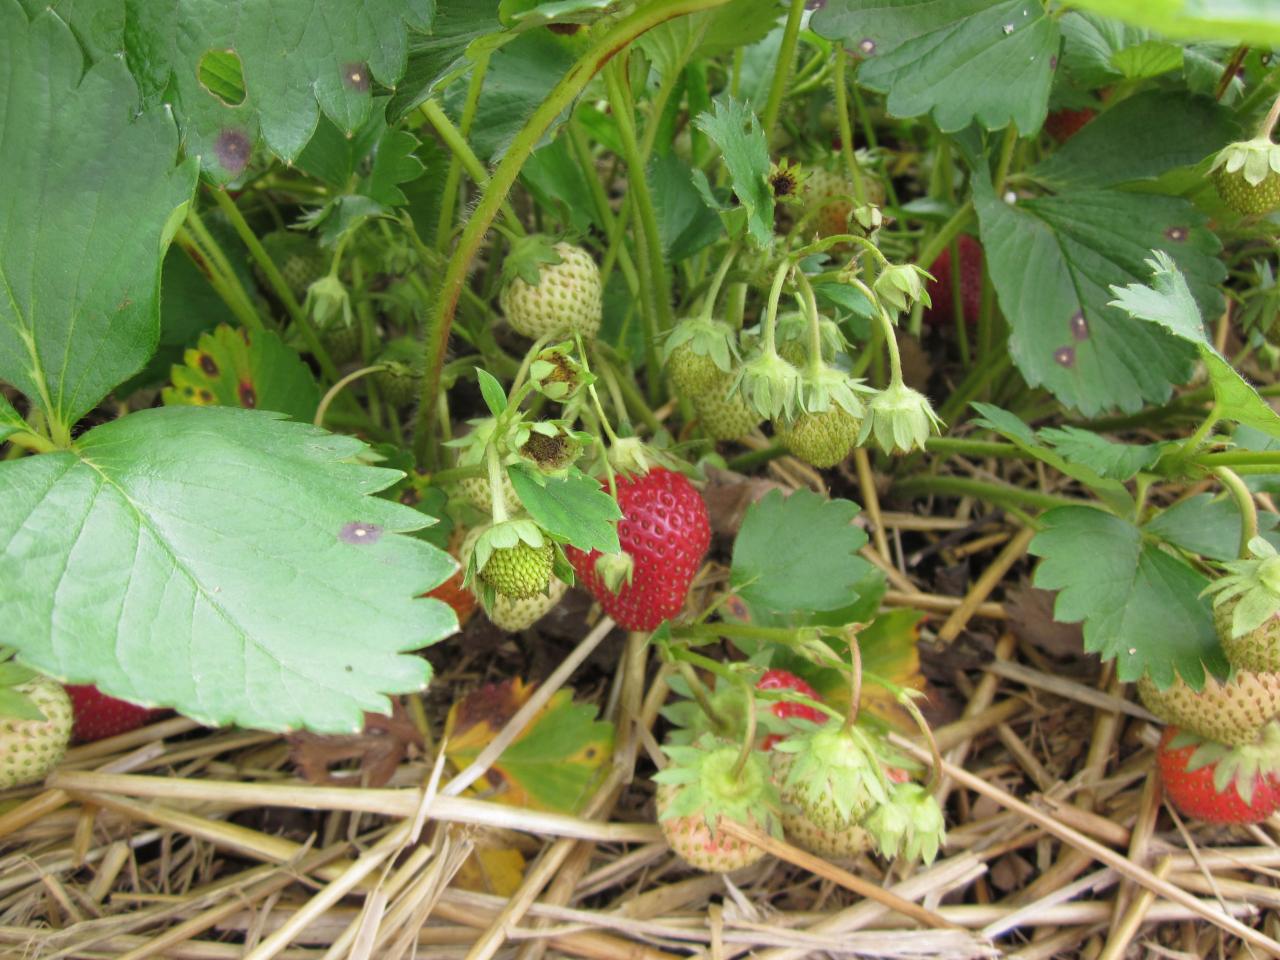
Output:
3,454,1280,960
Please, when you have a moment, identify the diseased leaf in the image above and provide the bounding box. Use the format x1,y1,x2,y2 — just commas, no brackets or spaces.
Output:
813,0,1058,134
0,406,457,734
1110,252,1280,439
693,97,774,247
508,464,622,555
1032,91,1239,191
162,324,320,421
731,490,870,615
974,178,1223,415
445,679,613,813
124,0,433,178
1035,426,1164,482
1030,506,1225,688
0,3,196,432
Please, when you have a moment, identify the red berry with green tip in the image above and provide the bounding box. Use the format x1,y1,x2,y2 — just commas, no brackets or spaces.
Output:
1156,726,1280,824
66,685,168,743
923,235,983,329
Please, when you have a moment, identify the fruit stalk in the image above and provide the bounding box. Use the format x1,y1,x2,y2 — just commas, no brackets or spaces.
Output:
410,0,735,462
730,677,758,778
793,270,826,378
1257,88,1280,140
1214,466,1259,559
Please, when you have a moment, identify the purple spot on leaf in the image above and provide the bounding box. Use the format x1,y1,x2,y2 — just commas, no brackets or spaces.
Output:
238,381,257,408
214,128,251,176
858,37,876,55
1050,54,1058,69
199,353,219,376
1165,226,1188,242
342,62,370,93
1053,346,1076,368
1069,311,1089,341
340,522,383,545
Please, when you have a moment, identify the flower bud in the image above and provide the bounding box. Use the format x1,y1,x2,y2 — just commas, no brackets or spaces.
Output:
304,275,352,330
861,381,943,454
873,263,932,314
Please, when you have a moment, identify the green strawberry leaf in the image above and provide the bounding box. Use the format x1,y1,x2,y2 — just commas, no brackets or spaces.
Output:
522,137,604,234
650,154,724,262
445,679,613,814
974,176,1223,416
1109,252,1280,439
499,0,613,28
812,0,1058,134
162,324,320,421
1029,505,1226,688
1110,40,1183,79
0,396,27,445
636,0,779,83
296,97,424,205
693,97,774,247
0,4,197,435
388,0,504,121
124,0,433,180
1034,426,1165,482
0,406,457,734
508,464,622,554
16,0,125,61
1032,91,1239,191
731,489,870,615
1146,494,1280,563
476,368,509,418
1056,0,1280,46
1058,11,1155,88
970,403,1133,513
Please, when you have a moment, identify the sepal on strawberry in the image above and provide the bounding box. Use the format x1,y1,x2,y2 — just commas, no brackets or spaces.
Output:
499,237,602,340
1157,724,1280,823
662,318,739,396
874,263,933,315
775,311,847,367
1209,138,1280,215
1204,537,1280,671
0,656,72,790
654,738,782,872
529,343,591,403
863,781,946,864
731,347,800,420
861,381,943,455
467,520,556,601
774,720,894,838
518,421,587,475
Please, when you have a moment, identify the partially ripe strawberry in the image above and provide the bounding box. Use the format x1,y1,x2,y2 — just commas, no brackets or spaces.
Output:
1,674,72,788
1157,725,1280,824
757,669,824,750
566,468,711,631
654,739,781,872
1044,107,1096,143
500,240,602,340
923,235,983,329
1136,671,1280,747
66,685,167,743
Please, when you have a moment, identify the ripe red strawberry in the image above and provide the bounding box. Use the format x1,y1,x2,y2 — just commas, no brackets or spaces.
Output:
923,234,983,329
1157,725,1280,824
65,685,166,743
566,468,710,631
1044,107,1096,143
757,669,825,750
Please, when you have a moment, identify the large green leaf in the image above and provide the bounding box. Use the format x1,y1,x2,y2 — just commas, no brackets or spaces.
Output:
16,0,125,60
731,490,870,615
693,97,774,247
0,406,457,733
1110,252,1280,438
508,464,622,555
0,2,196,433
1030,505,1225,688
974,178,1223,415
123,0,433,179
812,0,1059,134
650,154,724,262
1032,91,1238,191
1059,0,1280,47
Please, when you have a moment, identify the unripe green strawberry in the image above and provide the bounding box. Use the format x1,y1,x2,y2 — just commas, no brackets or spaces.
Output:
804,168,885,239
479,541,554,600
778,406,862,468
1136,671,1280,747
654,740,781,873
1216,597,1280,673
323,323,361,365
257,231,326,302
669,340,723,396
457,472,521,515
500,241,602,340
0,675,73,790
695,374,761,441
663,317,738,396
1210,138,1280,215
373,337,423,408
773,721,892,859
486,577,567,631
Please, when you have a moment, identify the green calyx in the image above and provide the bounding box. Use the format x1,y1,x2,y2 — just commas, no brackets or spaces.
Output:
863,782,946,864
499,233,565,287
1204,537,1280,640
654,739,782,838
468,519,554,600
1209,138,1280,215
861,381,943,455
303,275,353,332
873,263,932,315
519,421,586,475
529,343,590,403
663,317,739,395
774,721,893,824
0,653,49,723
731,348,801,421
775,311,847,366
1175,722,1280,805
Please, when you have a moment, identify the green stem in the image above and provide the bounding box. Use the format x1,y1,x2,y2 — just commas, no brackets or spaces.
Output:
794,270,825,377
891,474,1076,512
761,259,793,355
1196,450,1280,468
915,201,976,276
409,0,733,463
992,126,1019,193
730,678,758,778
761,0,806,145
486,443,509,523
567,119,639,292
594,343,663,435
209,188,337,380
5,431,57,455
674,661,729,733
174,224,263,333
1258,88,1280,140
925,436,1024,459
1215,466,1259,558
699,245,739,320
314,365,384,428
831,44,866,205
1179,405,1222,460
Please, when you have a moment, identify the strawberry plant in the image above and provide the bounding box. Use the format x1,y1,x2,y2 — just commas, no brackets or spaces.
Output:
7,0,1280,952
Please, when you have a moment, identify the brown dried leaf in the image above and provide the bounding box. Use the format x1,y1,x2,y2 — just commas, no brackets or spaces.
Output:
1006,584,1085,659
701,465,791,536
288,699,424,787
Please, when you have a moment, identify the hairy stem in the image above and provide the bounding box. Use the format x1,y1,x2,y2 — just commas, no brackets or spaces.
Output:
761,0,806,145
1214,466,1258,559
